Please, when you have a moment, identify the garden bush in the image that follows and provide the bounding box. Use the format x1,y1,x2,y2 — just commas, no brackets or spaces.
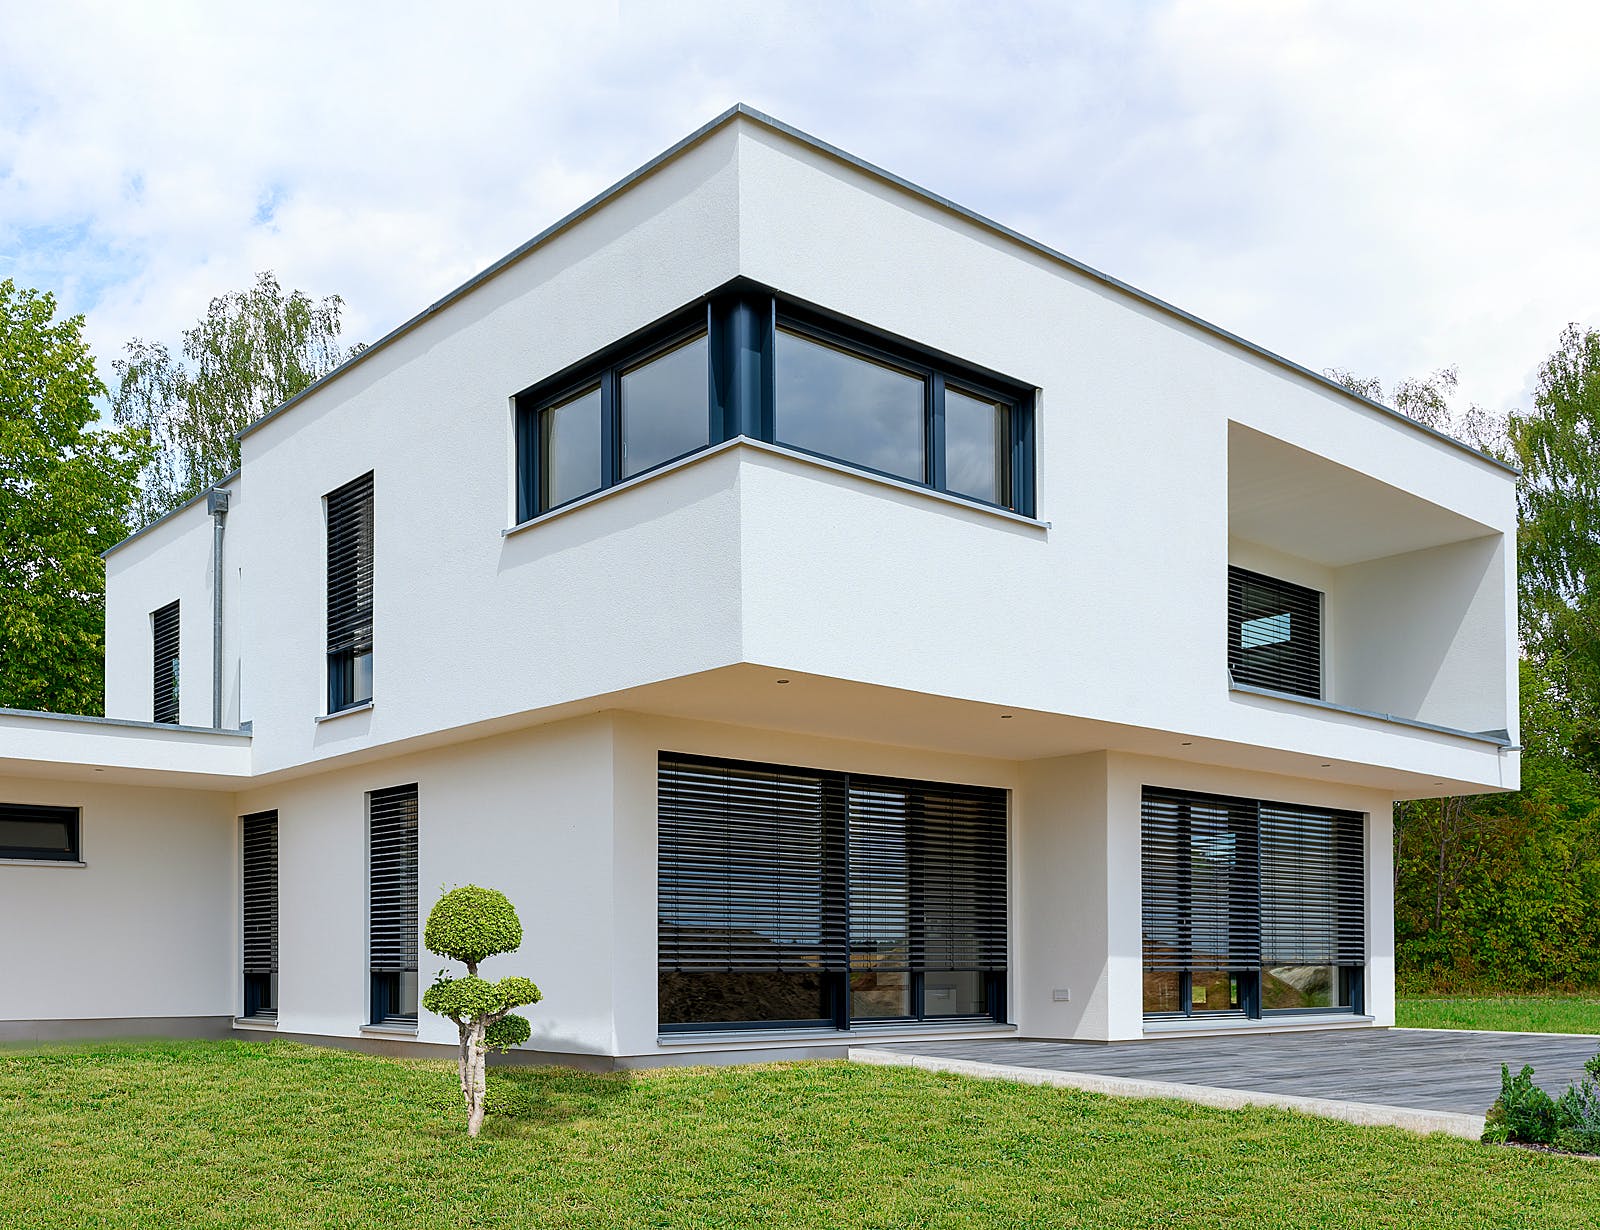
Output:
1484,1052,1600,1153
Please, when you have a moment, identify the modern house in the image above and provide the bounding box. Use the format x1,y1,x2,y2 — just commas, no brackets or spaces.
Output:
0,106,1518,1066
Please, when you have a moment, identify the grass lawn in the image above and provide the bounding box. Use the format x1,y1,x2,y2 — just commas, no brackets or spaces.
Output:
1399,996,1600,1036
3,1041,1600,1228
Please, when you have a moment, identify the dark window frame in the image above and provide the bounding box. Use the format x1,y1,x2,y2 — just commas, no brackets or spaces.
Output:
241,810,278,1021
151,600,180,725
1228,566,1323,699
0,803,81,862
368,783,419,1027
514,289,1037,524
1141,785,1365,1021
326,472,375,714
657,752,1008,1034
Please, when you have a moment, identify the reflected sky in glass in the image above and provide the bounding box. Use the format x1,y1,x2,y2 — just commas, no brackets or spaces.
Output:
622,333,709,478
775,329,924,481
944,388,1006,504
540,384,602,508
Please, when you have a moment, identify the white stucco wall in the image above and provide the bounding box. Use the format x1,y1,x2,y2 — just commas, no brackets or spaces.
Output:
0,775,234,1024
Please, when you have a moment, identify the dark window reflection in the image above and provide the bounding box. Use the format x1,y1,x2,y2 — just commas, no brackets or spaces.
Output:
775,328,924,481
540,385,603,509
622,334,709,478
944,388,1008,505
659,971,830,1026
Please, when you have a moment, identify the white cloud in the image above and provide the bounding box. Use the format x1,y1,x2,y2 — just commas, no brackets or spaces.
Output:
1,0,1595,418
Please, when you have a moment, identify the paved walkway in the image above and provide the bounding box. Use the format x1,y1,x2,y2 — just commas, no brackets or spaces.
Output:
852,1029,1600,1139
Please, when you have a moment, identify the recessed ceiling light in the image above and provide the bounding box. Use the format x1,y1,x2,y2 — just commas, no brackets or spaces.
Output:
1000,714,1013,720
775,679,790,685
1180,741,1192,747
1320,763,1331,768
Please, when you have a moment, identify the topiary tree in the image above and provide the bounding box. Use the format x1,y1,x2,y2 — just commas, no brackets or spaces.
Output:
421,885,542,1137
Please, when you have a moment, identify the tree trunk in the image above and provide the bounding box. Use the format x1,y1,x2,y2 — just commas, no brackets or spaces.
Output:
466,1020,488,1138
456,1024,473,1115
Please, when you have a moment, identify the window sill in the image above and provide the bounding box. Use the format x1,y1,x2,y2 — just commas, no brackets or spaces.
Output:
657,1021,1017,1048
503,437,1051,539
361,1023,419,1037
0,858,86,869
1227,683,1516,748
233,1017,278,1031
1143,1014,1374,1038
314,701,373,724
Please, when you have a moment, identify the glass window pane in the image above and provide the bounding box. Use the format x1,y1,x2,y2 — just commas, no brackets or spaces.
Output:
540,385,603,509
923,971,986,1017
944,388,1007,504
621,334,710,478
1261,964,1351,1011
352,651,373,706
1190,969,1241,1013
0,818,70,851
1143,969,1183,1014
775,328,924,481
851,969,912,1020
659,971,830,1027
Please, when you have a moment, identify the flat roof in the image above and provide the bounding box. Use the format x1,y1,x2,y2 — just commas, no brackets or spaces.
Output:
158,106,1524,485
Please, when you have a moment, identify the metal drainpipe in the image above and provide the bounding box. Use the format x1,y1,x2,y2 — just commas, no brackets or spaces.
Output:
206,488,231,728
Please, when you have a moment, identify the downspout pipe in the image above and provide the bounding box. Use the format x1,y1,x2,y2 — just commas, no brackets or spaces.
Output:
206,487,231,729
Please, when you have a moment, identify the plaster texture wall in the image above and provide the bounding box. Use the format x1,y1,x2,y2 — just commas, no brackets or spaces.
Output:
0,775,234,1022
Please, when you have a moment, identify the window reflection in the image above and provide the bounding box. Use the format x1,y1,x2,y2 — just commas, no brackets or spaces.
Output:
944,388,1007,505
539,385,603,509
621,334,709,478
775,328,925,481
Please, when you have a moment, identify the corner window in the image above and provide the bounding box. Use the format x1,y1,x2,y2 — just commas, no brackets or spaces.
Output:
151,600,180,725
514,291,1035,523
1141,786,1364,1020
369,784,418,1025
0,803,80,862
326,472,374,713
1228,566,1321,698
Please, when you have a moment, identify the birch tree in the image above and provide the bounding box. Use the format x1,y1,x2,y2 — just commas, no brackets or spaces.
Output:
421,885,541,1137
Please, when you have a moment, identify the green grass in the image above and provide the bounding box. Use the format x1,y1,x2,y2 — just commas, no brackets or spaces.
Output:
1399,995,1600,1035
2,1042,1600,1228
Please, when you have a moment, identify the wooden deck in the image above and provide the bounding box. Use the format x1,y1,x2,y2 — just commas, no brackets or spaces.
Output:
864,1028,1599,1117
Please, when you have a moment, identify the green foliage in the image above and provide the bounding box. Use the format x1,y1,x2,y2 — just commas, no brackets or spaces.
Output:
111,271,360,527
484,1014,531,1052
0,278,153,714
424,884,524,966
1483,1064,1558,1145
422,974,541,1025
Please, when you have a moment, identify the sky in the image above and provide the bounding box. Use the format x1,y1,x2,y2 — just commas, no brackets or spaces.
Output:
2,1,1597,421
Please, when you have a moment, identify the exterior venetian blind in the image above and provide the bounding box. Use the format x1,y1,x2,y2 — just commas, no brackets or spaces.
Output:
152,600,180,725
1141,788,1262,972
1228,566,1322,699
1260,802,1366,965
241,811,278,1018
368,784,418,989
326,473,374,662
658,754,1007,977
658,755,848,974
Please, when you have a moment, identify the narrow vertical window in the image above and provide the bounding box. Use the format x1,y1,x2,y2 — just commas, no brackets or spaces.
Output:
152,600,180,724
1227,566,1322,698
326,473,374,713
369,784,418,1025
241,811,278,1020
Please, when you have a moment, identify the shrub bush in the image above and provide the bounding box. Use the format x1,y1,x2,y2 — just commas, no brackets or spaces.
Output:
1483,1064,1557,1145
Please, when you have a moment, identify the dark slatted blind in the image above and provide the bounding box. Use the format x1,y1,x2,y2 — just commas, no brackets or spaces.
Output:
241,811,278,1015
1260,802,1365,965
1141,788,1261,972
152,600,180,725
658,755,847,974
369,784,418,984
1228,566,1322,698
326,473,374,661
658,754,1007,978
0,803,80,861
908,783,1008,973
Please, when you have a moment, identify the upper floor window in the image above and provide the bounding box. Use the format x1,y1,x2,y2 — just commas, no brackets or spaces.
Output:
515,290,1034,522
0,802,80,862
1228,565,1321,699
151,600,180,724
326,472,374,713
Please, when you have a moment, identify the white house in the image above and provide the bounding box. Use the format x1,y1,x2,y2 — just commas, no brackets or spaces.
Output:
0,106,1518,1065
